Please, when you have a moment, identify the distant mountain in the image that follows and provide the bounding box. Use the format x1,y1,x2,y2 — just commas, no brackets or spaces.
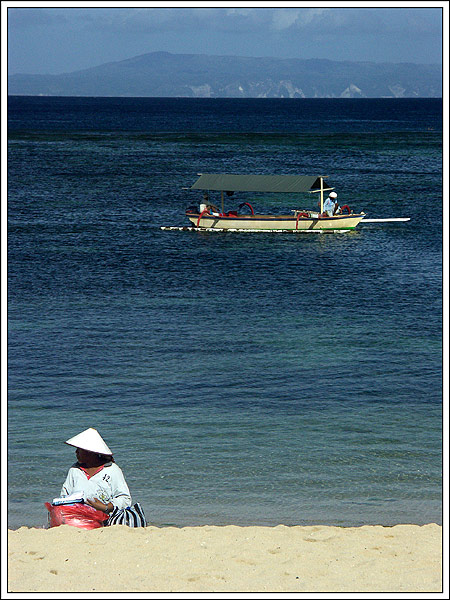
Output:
8,51,442,98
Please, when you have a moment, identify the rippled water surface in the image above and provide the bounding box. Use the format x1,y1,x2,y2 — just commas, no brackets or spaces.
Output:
8,97,442,528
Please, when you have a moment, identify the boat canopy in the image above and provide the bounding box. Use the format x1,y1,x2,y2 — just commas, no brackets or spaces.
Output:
190,174,333,194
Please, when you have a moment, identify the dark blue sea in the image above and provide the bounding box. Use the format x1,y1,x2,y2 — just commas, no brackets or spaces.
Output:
7,97,443,529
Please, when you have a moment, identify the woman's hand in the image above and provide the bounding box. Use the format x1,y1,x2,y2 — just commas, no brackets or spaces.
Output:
86,497,113,513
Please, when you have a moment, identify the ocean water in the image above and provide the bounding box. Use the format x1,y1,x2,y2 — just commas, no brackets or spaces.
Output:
7,97,442,529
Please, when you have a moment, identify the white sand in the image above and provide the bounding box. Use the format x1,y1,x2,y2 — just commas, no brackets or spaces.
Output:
7,523,442,593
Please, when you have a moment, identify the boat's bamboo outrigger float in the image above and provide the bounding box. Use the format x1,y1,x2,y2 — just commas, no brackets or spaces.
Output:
160,173,410,233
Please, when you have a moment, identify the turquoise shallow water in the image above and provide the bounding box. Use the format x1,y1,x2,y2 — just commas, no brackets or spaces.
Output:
7,97,442,528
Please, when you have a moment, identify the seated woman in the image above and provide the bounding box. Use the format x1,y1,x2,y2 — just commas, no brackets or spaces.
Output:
61,427,131,514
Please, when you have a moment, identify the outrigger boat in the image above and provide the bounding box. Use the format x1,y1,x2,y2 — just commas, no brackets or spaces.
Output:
183,173,365,232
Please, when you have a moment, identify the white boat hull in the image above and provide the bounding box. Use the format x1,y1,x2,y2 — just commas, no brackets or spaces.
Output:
187,213,365,231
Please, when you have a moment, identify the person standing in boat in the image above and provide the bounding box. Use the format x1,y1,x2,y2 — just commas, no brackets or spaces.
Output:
323,191,340,216
60,427,131,514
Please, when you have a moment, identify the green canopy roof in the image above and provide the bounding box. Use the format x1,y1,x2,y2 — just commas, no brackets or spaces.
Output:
190,174,333,194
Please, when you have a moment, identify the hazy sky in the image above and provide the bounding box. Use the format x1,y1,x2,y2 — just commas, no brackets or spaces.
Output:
6,3,444,75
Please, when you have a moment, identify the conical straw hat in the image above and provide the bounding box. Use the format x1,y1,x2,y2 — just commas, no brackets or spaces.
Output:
65,428,113,456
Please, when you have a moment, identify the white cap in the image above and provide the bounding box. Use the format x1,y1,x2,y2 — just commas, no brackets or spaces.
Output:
65,428,113,456
329,191,337,198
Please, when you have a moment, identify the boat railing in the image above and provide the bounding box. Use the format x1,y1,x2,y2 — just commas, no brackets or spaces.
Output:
292,209,320,218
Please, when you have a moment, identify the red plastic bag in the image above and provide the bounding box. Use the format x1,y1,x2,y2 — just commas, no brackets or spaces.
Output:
45,502,109,529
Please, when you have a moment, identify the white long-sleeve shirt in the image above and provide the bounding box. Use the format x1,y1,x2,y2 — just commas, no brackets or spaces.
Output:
324,197,338,217
60,462,131,510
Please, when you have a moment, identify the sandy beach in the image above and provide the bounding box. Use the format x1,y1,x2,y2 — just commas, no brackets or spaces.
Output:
7,522,442,593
